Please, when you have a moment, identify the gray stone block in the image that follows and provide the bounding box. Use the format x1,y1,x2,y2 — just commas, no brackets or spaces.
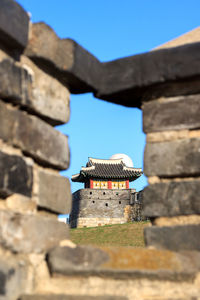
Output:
143,181,200,217
0,58,69,126
48,245,109,274
143,94,200,133
144,138,200,177
0,0,29,55
0,59,31,103
97,42,200,107
144,225,200,251
0,210,69,253
37,169,71,214
0,151,33,197
0,256,29,300
0,100,69,170
25,22,102,93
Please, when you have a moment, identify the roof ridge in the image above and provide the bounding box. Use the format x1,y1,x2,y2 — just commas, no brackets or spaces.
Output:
89,157,123,164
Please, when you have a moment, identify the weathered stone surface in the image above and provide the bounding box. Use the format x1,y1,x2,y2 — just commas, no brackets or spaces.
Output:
47,246,200,281
20,295,127,300
25,22,102,93
48,245,109,274
0,59,32,103
144,138,200,177
6,194,36,214
154,215,200,226
144,225,200,251
21,56,70,125
143,181,200,217
36,169,71,214
0,0,29,55
0,255,30,300
0,100,69,170
143,95,200,133
0,151,33,197
0,210,69,253
96,42,200,107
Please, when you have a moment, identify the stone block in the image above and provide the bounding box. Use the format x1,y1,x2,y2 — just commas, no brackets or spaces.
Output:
48,245,109,274
0,59,32,103
143,180,200,217
0,100,69,170
144,225,200,251
0,210,69,253
0,255,30,300
144,138,200,177
25,22,102,93
6,194,36,214
0,151,33,197
0,0,29,55
36,169,71,214
20,295,127,300
21,56,70,125
143,95,200,133
47,246,200,281
97,42,200,107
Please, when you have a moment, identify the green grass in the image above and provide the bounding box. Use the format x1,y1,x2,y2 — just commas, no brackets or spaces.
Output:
70,221,150,247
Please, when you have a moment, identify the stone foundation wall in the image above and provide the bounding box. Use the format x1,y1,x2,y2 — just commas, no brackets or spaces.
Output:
0,1,200,299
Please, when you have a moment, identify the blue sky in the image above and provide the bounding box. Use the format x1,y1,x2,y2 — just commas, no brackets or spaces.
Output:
17,0,200,192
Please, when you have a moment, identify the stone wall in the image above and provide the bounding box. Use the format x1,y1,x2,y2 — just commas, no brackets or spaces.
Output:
0,1,200,299
70,189,145,227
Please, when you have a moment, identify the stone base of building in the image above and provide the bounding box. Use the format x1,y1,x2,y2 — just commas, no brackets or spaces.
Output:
70,217,128,228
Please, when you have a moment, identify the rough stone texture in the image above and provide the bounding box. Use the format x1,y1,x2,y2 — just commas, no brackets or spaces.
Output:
47,246,200,281
0,59,32,103
143,180,200,217
20,295,127,300
21,56,70,125
153,215,200,226
0,0,29,55
25,22,102,93
144,225,200,251
70,217,128,228
6,194,36,214
48,245,109,274
97,42,200,106
0,150,33,198
144,138,200,177
0,100,69,170
0,210,69,253
143,94,200,133
0,255,30,300
36,169,71,214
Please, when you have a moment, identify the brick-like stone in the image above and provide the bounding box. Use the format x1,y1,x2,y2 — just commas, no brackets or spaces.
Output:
0,0,29,55
36,169,71,214
143,95,200,133
20,295,127,300
0,59,32,103
97,42,200,107
0,255,30,300
47,246,200,281
21,56,70,125
0,100,69,170
6,194,36,214
25,22,102,93
0,151,33,197
143,181,200,217
144,138,200,177
48,245,109,274
0,210,69,253
144,225,200,251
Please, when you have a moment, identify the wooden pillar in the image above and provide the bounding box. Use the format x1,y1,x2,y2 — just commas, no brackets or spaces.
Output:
108,180,112,189
126,180,129,189
90,179,93,189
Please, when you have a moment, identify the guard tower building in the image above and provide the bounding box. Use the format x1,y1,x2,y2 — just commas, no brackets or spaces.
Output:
70,156,143,228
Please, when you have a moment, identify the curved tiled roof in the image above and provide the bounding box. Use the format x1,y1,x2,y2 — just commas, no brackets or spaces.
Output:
72,157,142,182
